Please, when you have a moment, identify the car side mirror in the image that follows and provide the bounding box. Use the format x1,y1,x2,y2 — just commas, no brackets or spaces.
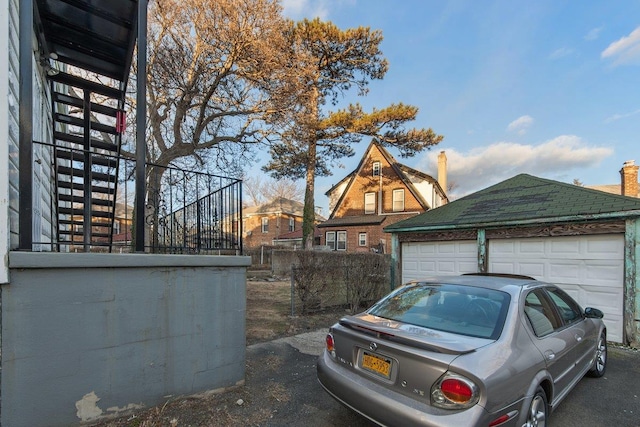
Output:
584,307,604,319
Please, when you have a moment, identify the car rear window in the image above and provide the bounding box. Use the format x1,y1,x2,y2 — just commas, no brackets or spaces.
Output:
367,283,510,339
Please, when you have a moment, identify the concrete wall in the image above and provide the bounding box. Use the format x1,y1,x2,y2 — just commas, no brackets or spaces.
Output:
2,252,250,427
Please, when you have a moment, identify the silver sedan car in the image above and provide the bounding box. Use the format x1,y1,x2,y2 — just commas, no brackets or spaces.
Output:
317,274,607,427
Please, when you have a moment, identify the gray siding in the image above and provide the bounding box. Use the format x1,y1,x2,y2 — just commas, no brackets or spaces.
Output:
7,0,19,250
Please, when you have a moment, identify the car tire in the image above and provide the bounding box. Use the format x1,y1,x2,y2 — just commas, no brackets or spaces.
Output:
524,386,548,427
587,331,607,378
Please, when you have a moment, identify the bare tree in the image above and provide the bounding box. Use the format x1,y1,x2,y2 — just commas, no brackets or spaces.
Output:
140,0,299,174
243,175,304,207
124,0,305,247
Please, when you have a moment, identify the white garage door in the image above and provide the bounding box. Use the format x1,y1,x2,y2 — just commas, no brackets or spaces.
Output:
401,241,477,282
489,235,624,343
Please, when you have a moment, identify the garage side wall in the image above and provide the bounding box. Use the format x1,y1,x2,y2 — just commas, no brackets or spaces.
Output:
2,252,250,427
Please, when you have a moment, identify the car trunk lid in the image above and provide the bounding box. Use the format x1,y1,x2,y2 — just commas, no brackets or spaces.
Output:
330,314,493,404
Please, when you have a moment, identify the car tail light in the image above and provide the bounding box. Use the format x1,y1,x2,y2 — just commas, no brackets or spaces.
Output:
325,333,335,356
431,372,479,409
488,411,518,426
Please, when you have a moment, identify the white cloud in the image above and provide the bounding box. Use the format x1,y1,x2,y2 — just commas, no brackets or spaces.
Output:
280,0,332,20
601,26,640,66
549,47,574,60
584,27,603,41
605,108,640,123
507,115,534,135
422,136,613,197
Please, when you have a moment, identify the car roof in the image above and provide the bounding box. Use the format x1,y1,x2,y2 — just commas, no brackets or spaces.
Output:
404,273,543,297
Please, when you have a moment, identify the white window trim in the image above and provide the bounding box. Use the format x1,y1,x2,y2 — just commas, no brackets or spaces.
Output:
393,189,405,212
261,217,269,233
289,218,295,232
358,232,367,247
326,231,336,250
373,161,381,176
365,192,376,214
337,231,347,251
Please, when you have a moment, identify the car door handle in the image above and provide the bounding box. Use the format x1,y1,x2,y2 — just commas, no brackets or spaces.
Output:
575,335,582,342
544,350,555,361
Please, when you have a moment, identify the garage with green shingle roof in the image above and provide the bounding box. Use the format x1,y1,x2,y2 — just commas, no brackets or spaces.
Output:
385,174,640,346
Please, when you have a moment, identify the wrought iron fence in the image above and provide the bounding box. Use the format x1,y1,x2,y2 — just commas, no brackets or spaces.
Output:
30,139,242,253
145,163,243,254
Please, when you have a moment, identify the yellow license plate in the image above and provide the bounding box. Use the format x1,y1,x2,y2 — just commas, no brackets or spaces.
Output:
362,351,391,378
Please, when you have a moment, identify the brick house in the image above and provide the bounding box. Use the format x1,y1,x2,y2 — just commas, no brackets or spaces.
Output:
587,160,639,197
243,198,325,248
318,140,448,253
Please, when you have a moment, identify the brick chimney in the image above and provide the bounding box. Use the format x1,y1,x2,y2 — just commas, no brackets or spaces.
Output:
438,151,447,194
620,160,639,197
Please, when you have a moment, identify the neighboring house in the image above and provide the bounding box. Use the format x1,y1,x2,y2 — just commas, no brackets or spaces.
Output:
587,160,639,197
384,173,640,347
0,3,247,426
243,197,326,248
318,140,448,253
272,227,324,248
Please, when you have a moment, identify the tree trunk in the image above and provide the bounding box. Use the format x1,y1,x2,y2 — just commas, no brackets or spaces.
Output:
302,145,316,249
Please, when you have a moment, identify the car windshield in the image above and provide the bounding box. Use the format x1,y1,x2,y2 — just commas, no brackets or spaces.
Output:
367,283,511,340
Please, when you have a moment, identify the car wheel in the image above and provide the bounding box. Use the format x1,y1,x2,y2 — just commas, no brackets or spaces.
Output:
524,387,547,427
587,331,607,378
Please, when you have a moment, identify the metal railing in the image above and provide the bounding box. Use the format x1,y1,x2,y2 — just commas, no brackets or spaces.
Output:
145,163,242,254
31,140,242,253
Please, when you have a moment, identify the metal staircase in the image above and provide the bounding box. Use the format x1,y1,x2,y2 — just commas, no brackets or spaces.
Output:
49,71,126,252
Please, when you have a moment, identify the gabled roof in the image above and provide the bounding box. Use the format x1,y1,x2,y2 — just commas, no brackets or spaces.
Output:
317,215,386,228
244,198,305,216
244,198,326,221
272,227,323,241
325,140,447,218
385,174,640,233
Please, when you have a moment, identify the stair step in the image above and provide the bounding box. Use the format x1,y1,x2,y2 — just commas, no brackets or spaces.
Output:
57,166,115,183
58,230,111,238
54,113,118,135
59,207,114,219
54,131,118,153
58,219,113,227
58,194,114,207
55,149,117,168
53,92,119,117
48,71,122,100
57,180,115,194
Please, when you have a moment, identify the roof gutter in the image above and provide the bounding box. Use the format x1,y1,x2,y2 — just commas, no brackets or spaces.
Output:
385,209,640,233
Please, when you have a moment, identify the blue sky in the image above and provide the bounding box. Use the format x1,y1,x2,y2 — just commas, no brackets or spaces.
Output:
272,0,640,215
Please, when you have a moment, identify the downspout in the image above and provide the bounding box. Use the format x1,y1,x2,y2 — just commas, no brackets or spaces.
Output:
378,167,383,214
18,0,33,250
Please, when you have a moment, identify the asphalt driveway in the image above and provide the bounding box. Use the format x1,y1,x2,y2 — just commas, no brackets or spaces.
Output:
245,330,640,426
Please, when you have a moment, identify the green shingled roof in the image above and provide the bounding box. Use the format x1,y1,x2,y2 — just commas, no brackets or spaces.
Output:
385,174,640,233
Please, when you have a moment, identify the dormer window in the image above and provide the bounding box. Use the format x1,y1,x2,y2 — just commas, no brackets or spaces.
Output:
373,161,381,177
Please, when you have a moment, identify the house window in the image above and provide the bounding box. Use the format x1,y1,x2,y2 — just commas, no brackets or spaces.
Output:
113,220,121,235
261,217,269,233
289,218,295,232
393,189,405,212
359,233,367,246
326,231,336,250
365,192,376,214
337,231,347,251
373,161,381,177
